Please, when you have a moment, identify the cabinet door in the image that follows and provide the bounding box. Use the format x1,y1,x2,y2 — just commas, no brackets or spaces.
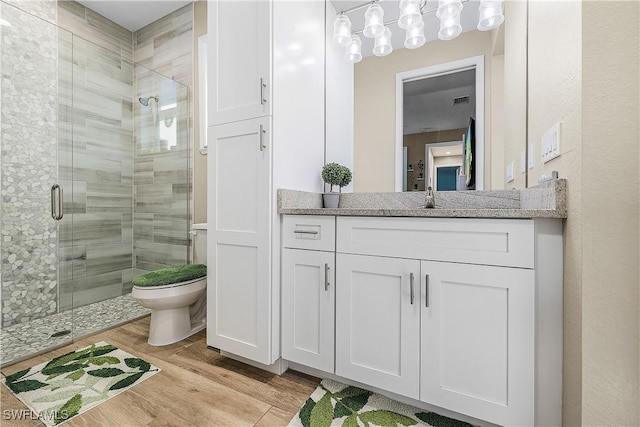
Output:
208,0,271,125
282,249,335,373
336,254,420,399
421,261,535,426
207,117,271,364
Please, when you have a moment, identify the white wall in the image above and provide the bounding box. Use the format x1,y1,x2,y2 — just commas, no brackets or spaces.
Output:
580,2,639,424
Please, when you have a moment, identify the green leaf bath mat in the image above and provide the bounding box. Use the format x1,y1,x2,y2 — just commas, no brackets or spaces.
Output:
288,379,474,427
2,341,160,426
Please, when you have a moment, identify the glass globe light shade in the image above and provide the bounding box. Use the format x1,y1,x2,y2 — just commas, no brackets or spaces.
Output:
344,34,362,63
438,14,462,40
404,19,426,49
333,14,352,45
363,2,385,38
373,27,393,57
477,0,504,31
436,0,463,19
398,0,422,29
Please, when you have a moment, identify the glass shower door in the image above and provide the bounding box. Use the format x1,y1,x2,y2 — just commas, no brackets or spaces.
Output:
0,2,74,365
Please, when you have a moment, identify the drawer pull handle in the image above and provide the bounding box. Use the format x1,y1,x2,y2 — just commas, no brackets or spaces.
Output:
410,272,415,305
425,274,429,308
325,263,330,291
293,230,318,235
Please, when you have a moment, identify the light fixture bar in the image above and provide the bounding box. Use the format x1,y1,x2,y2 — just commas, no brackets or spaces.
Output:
338,1,377,16
347,0,470,35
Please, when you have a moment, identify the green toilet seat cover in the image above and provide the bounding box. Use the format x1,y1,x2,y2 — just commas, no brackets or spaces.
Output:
132,264,207,288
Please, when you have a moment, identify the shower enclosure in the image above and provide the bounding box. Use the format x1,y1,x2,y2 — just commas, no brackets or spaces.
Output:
0,2,190,365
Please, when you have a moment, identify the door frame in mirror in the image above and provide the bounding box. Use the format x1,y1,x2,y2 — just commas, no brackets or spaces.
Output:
395,55,485,191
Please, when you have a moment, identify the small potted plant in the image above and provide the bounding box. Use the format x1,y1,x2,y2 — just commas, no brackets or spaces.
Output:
321,162,352,208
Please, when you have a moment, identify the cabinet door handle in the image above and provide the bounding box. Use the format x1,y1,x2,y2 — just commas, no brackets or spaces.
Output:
425,274,429,308
260,77,267,105
324,263,330,291
259,124,266,151
293,230,318,235
410,272,415,305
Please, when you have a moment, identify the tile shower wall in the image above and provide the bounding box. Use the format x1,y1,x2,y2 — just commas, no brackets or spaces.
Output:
57,0,133,61
1,0,193,326
0,3,66,326
57,37,135,310
56,1,135,309
132,4,193,273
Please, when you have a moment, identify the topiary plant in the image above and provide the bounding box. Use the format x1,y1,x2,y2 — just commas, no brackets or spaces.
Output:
322,162,352,192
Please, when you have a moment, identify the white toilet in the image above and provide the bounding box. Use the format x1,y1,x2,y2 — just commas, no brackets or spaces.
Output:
132,223,208,346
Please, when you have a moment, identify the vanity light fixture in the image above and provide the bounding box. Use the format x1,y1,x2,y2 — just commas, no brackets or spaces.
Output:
477,0,505,31
398,0,423,29
438,13,463,40
333,13,352,45
436,0,463,40
345,34,363,63
333,0,505,61
363,2,385,38
373,26,393,56
404,20,426,49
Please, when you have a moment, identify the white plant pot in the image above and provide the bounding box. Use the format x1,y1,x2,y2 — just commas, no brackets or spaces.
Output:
323,192,340,208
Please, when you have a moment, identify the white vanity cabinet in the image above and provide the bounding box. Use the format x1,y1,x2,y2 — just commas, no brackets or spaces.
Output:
207,1,328,365
420,261,535,426
281,216,336,373
335,253,421,399
281,214,563,427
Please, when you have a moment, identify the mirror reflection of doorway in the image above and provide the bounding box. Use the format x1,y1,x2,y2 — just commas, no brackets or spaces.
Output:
399,59,481,192
426,142,464,191
436,166,460,191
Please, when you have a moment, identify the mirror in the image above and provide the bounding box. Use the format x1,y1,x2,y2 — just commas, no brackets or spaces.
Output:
327,0,528,192
399,60,481,191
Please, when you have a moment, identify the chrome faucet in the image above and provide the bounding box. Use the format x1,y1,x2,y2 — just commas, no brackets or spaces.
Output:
424,186,435,209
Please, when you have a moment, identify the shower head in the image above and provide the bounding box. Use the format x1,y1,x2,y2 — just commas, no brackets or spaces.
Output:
138,96,159,106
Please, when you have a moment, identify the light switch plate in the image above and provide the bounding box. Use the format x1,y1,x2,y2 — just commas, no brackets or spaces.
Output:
541,122,562,163
506,161,514,183
528,144,534,169
520,150,526,173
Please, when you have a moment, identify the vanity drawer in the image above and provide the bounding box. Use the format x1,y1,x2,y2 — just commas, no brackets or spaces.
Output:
337,217,534,269
283,215,336,251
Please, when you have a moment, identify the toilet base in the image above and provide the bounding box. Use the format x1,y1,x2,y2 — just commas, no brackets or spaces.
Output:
148,307,206,346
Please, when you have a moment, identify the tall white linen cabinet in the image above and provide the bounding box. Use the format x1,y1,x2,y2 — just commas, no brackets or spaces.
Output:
206,1,328,365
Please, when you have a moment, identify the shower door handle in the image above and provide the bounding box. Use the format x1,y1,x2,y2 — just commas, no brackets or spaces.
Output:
50,184,63,221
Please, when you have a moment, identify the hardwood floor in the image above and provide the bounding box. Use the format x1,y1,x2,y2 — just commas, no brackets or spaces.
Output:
0,317,320,427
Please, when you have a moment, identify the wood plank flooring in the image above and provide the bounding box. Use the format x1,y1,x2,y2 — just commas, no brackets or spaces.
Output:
0,317,320,427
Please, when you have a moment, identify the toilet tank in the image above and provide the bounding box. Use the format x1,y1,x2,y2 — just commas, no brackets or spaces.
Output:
191,223,207,265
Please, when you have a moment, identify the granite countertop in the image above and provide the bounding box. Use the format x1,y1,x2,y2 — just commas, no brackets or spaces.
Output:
277,179,567,219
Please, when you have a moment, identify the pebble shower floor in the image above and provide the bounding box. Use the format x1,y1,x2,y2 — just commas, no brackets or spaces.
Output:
1,295,150,366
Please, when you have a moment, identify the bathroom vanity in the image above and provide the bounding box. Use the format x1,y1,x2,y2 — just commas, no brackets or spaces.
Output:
278,181,566,427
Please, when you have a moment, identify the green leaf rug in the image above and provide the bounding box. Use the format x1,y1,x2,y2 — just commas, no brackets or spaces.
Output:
289,379,474,427
2,341,160,426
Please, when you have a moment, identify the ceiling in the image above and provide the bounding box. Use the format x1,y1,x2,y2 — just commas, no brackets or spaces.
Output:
430,144,463,158
75,0,192,31
403,68,476,135
331,0,481,57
